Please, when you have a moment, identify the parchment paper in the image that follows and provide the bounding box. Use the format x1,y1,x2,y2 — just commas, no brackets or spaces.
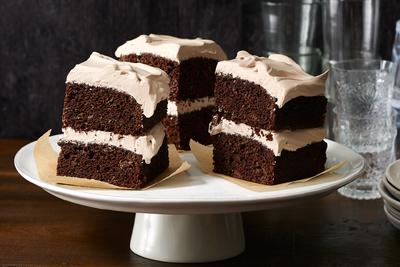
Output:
33,130,191,189
189,140,347,192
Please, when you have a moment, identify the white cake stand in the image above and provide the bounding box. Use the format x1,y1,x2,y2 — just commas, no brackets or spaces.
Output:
14,136,364,263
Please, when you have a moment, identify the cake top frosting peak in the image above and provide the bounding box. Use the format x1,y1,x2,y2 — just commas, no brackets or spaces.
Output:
115,34,227,62
66,52,170,118
216,50,328,107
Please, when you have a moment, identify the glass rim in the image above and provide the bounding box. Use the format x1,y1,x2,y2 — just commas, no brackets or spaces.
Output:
331,59,396,72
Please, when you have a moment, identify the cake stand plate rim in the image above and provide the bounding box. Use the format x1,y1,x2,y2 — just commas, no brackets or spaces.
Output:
14,135,364,214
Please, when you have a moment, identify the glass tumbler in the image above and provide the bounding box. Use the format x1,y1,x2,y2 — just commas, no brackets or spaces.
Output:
391,20,400,158
332,59,397,200
261,0,321,75
322,0,381,140
322,0,380,64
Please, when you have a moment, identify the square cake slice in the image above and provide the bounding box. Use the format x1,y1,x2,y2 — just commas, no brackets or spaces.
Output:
57,52,170,189
115,34,227,150
210,116,327,184
210,51,328,185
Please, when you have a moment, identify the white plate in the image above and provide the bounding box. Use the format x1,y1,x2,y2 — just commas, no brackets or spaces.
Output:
384,205,400,231
383,176,400,201
384,201,400,219
385,159,400,191
379,181,400,211
14,135,365,214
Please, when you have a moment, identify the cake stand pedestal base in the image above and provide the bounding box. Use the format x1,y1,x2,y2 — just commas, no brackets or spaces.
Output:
130,213,245,263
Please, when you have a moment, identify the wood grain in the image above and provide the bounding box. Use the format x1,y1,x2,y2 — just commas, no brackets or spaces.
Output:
1,139,400,266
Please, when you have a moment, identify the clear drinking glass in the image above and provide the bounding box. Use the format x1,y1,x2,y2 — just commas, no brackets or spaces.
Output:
322,0,380,63
261,0,322,75
391,20,400,158
332,59,397,200
322,0,381,139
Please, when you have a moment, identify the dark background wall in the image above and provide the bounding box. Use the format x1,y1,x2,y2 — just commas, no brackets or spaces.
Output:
0,0,399,139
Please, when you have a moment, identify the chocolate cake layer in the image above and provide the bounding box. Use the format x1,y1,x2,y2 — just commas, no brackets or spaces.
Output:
57,137,169,189
162,107,214,150
215,74,327,131
120,53,218,101
62,83,167,136
212,133,327,185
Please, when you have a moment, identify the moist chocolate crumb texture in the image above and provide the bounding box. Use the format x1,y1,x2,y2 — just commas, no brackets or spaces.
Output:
57,52,170,189
115,34,227,150
210,51,329,185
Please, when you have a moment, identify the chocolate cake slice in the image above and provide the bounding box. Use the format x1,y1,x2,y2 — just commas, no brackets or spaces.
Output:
57,52,170,189
210,51,328,185
115,34,227,150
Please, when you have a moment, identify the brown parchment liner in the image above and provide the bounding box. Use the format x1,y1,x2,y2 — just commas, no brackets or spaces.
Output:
33,130,191,190
189,140,347,192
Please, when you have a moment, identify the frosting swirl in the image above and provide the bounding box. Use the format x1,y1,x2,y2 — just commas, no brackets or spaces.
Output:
66,52,170,118
115,34,227,62
216,51,328,107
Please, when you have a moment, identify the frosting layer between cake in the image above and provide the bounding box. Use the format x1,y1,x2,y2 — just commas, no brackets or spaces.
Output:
209,118,326,156
61,123,166,164
66,52,170,118
167,97,215,116
115,34,227,62
216,51,328,108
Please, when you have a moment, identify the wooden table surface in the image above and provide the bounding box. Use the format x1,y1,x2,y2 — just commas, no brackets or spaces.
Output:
1,139,400,267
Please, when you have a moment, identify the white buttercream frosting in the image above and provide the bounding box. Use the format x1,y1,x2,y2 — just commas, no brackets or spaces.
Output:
66,52,170,118
115,34,227,62
167,97,215,116
61,123,165,164
216,51,328,108
209,118,326,156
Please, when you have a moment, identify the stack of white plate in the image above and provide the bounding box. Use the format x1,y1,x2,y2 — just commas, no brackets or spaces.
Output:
379,160,400,230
